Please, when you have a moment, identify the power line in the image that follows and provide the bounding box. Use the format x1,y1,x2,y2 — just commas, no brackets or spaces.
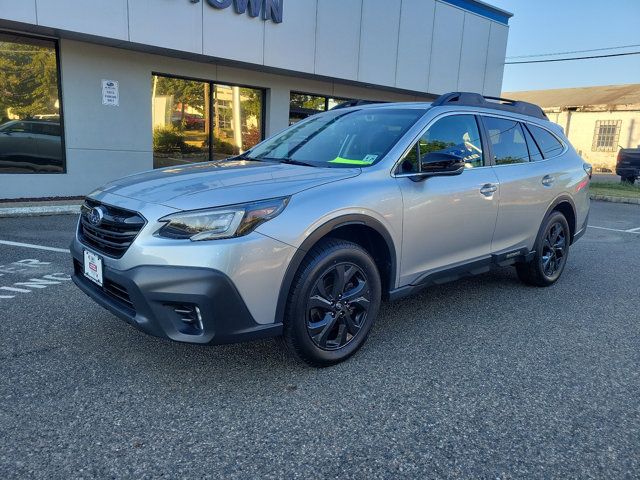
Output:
507,43,640,59
505,50,640,64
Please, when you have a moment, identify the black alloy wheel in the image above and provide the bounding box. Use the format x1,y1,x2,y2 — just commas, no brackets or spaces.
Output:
516,210,571,287
306,263,371,350
284,238,381,367
540,221,567,278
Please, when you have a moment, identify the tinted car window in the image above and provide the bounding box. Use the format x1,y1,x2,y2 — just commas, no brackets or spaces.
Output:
399,114,483,174
528,124,564,159
522,124,543,161
31,122,61,136
2,122,30,133
483,117,530,165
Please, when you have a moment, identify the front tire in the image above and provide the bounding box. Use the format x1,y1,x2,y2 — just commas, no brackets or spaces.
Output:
284,238,381,367
516,211,571,287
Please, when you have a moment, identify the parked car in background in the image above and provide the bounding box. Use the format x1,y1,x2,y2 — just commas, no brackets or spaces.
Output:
0,119,63,173
616,147,640,184
71,92,591,367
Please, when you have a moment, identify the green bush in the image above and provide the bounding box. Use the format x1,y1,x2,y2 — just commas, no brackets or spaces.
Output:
214,138,237,155
153,126,187,153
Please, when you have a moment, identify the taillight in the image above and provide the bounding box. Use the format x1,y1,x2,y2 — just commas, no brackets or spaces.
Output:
583,163,592,179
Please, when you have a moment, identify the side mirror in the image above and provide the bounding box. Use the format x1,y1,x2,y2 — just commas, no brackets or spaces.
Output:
410,151,465,181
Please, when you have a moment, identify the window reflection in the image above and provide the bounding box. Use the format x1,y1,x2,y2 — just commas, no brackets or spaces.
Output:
289,93,327,125
152,75,264,168
212,85,263,160
152,76,210,168
289,92,354,125
0,33,64,173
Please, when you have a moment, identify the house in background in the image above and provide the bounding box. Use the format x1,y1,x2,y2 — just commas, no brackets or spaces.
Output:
504,84,640,172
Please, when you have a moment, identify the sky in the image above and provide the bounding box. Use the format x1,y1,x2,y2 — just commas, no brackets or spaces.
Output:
488,0,640,93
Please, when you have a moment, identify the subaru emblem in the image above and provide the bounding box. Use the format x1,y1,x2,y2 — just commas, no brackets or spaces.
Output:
88,206,105,227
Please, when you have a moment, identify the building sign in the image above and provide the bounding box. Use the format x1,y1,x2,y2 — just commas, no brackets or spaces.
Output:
101,79,119,107
193,0,283,23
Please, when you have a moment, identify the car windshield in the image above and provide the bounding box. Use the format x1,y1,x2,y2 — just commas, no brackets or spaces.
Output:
245,108,426,167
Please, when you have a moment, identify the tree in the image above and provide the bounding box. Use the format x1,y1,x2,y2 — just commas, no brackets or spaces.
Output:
0,40,59,122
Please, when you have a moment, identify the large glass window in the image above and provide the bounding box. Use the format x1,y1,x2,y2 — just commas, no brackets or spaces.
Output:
248,108,425,168
289,92,352,125
483,117,530,165
0,33,64,173
212,84,263,161
152,74,263,168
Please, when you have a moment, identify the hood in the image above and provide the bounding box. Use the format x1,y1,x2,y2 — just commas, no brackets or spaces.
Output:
95,160,360,210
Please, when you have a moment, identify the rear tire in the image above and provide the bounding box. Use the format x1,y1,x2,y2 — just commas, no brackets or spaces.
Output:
284,238,381,367
516,211,570,287
621,176,635,184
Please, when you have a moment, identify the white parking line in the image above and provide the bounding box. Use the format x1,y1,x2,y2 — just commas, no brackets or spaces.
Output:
0,240,69,253
589,226,640,234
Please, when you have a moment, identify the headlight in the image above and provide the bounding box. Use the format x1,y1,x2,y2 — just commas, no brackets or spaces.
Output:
157,197,289,241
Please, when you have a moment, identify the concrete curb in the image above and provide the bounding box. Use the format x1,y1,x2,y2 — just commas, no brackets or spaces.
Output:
0,205,81,218
590,195,640,205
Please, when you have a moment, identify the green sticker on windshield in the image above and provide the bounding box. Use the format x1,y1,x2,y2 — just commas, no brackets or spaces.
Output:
329,155,378,165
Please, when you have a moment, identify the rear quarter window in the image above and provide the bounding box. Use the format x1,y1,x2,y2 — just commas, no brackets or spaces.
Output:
527,124,564,159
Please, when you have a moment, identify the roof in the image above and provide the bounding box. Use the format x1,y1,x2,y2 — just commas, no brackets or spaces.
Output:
503,84,640,109
440,0,513,25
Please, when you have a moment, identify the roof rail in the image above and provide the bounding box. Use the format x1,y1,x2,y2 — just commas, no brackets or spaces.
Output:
431,92,548,120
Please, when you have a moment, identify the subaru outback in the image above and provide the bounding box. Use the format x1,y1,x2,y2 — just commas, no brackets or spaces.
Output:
71,92,591,366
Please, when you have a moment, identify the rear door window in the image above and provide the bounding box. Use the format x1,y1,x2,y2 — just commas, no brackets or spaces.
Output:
522,125,543,161
483,117,530,165
527,124,564,159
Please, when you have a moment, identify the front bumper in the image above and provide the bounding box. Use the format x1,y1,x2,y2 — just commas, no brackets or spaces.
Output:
71,253,282,345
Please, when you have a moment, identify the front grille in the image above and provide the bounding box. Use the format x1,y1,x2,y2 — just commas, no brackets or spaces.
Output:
79,199,145,258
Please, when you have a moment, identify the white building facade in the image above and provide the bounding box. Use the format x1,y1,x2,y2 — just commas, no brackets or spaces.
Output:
0,0,511,199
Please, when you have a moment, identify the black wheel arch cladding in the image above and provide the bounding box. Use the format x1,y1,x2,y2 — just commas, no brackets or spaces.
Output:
274,214,396,325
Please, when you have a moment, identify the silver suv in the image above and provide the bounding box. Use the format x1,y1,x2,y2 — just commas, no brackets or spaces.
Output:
71,92,591,366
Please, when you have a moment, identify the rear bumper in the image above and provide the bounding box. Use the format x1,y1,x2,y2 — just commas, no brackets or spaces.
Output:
71,252,282,345
616,166,639,178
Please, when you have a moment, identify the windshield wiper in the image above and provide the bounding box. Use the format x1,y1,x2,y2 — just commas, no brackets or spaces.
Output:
230,153,259,161
274,158,317,168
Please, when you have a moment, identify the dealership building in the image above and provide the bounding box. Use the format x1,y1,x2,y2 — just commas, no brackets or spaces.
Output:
0,0,511,199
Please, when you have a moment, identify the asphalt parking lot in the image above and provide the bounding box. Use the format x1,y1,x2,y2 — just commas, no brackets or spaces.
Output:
0,201,639,479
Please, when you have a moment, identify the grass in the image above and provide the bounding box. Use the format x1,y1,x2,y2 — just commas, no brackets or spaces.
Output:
590,181,640,198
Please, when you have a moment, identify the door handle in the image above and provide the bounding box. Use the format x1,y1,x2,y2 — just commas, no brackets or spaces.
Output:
480,184,498,196
542,175,555,187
